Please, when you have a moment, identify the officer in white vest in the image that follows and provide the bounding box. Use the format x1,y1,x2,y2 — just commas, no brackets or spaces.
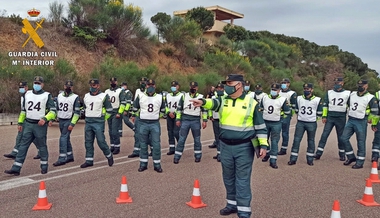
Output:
3,81,40,160
315,77,350,161
128,77,153,158
105,77,126,155
278,78,297,155
165,81,183,155
80,79,114,168
260,83,290,169
288,83,322,166
173,81,208,164
209,82,226,162
244,80,256,100
254,84,267,105
5,76,56,176
342,79,378,169
53,80,81,166
132,79,166,173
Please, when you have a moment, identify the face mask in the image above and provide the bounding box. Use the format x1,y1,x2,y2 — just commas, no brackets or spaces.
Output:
171,87,177,92
190,88,196,94
147,86,155,93
217,90,224,96
334,84,342,90
358,86,365,92
90,87,97,93
255,90,262,94
111,83,116,88
33,84,42,92
225,84,238,95
281,84,287,89
121,86,125,91
304,91,311,96
270,90,278,96
140,83,146,89
244,86,250,91
19,88,25,94
65,88,72,93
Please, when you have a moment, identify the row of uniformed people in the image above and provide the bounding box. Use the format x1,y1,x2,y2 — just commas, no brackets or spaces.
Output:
257,77,380,170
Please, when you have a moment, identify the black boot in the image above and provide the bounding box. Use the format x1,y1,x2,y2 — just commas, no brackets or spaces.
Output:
112,147,120,155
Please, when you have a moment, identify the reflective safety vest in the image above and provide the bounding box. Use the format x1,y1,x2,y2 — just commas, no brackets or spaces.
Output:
219,95,256,132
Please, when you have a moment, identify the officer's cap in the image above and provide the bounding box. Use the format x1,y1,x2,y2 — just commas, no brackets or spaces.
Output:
65,80,74,87
89,79,100,85
171,81,179,86
190,81,198,88
110,77,117,83
19,81,27,88
244,80,251,85
216,83,224,88
281,78,290,83
255,84,262,89
303,83,313,89
147,79,155,85
334,77,344,82
34,76,44,83
140,77,148,82
357,79,368,85
121,82,127,86
271,83,281,90
221,74,244,84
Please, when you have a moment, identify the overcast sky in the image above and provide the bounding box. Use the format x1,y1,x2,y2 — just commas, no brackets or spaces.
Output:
2,0,379,73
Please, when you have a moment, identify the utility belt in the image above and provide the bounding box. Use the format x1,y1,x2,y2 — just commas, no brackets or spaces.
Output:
220,137,253,145
25,118,40,124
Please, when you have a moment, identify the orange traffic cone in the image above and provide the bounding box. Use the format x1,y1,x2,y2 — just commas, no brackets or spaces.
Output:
186,179,207,209
116,176,132,203
357,179,380,206
368,161,380,184
32,181,52,210
330,200,341,218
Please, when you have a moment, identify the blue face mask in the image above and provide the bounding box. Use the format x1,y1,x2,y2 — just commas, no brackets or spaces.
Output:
304,91,311,96
90,87,97,93
171,87,177,92
121,86,125,91
244,86,250,91
270,90,278,96
147,86,155,93
33,84,42,92
216,90,224,96
281,84,287,89
19,88,26,94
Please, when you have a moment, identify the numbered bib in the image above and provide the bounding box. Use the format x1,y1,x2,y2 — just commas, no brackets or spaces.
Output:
105,88,122,109
57,93,78,119
84,93,107,117
25,90,49,120
139,93,162,120
183,93,203,116
166,92,183,113
262,95,286,121
348,92,374,119
327,90,350,112
297,96,321,122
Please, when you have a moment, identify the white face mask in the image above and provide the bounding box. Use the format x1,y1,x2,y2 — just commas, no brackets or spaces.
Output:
244,86,250,91
270,90,278,96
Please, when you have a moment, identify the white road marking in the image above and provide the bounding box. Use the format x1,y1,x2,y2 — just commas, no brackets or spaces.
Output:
0,139,214,191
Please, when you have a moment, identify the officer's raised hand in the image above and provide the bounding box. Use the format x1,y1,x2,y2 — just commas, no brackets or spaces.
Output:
189,99,203,107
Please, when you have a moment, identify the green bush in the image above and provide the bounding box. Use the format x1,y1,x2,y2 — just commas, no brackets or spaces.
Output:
158,47,174,57
72,26,107,50
9,14,23,26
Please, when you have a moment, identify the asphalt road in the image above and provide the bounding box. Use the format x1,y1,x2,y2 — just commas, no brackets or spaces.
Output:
0,118,380,218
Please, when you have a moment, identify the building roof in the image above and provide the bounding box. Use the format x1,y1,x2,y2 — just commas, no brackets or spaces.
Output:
173,5,244,20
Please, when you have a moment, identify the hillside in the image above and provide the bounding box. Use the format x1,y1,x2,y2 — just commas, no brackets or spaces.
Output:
0,17,195,75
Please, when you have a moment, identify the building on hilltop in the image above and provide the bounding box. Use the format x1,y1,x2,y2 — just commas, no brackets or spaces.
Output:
173,5,244,44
